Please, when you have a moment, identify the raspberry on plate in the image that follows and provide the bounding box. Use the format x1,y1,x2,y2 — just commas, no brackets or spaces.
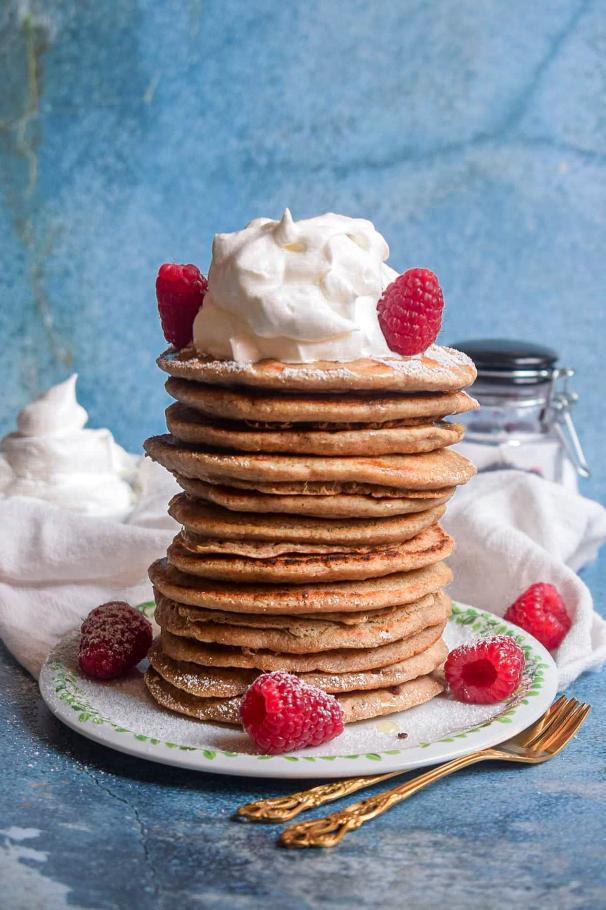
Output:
156,263,207,349
445,636,525,704
79,601,153,680
505,583,571,651
377,268,444,356
240,671,344,755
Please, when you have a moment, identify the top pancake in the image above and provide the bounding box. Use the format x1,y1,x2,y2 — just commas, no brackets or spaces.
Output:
165,376,479,424
157,344,477,393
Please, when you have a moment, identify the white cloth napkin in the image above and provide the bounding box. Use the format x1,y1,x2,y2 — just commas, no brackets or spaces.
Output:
443,470,606,687
0,459,605,686
0,460,179,677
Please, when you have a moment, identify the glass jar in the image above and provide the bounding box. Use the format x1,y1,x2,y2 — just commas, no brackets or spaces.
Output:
451,339,589,491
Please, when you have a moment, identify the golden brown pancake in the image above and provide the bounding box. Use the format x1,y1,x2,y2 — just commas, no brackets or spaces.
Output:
144,666,444,725
165,402,464,456
155,615,448,673
153,591,436,627
149,557,453,614
154,591,450,653
173,475,454,518
157,344,476,393
166,524,454,584
147,636,448,696
176,478,456,497
168,493,446,546
144,434,476,490
165,376,478,424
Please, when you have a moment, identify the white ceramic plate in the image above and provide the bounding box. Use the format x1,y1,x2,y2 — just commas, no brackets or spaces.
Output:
39,603,558,779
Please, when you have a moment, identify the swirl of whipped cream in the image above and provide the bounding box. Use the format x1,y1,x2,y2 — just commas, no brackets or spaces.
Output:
0,375,138,520
193,209,400,363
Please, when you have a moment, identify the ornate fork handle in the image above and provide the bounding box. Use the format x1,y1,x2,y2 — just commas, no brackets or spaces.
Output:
237,772,398,822
280,751,491,848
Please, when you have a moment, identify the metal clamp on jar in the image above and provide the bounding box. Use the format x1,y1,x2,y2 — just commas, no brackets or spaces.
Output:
451,339,589,491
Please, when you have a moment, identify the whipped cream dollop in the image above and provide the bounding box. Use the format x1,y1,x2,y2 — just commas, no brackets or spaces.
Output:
193,210,400,363
0,375,138,520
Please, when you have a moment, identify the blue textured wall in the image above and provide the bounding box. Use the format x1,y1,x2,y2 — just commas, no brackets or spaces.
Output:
1,0,604,501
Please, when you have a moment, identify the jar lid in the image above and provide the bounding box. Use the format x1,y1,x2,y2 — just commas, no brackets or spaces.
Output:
450,338,559,384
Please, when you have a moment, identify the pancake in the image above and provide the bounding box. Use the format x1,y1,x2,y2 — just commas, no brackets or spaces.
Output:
329,675,444,723
155,616,448,673
154,591,450,653
147,637,448,697
176,535,383,558
180,479,457,497
168,493,446,546
166,524,454,584
165,402,464,456
144,666,444,725
191,480,456,497
293,638,448,694
174,476,454,518
144,434,476,490
165,376,479,424
149,558,453,614
154,591,439,628
157,344,477,392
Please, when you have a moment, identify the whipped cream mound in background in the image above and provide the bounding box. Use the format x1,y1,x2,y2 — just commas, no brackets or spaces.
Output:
0,375,139,520
193,209,401,363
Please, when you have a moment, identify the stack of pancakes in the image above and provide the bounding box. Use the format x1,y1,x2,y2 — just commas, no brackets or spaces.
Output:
143,347,477,726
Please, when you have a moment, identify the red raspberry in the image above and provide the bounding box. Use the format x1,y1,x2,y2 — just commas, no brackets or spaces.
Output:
377,268,444,355
156,263,207,349
240,671,344,754
445,636,525,704
78,602,153,680
505,583,571,651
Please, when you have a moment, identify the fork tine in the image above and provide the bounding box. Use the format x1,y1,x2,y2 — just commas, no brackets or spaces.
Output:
546,693,568,714
515,694,568,746
518,695,570,748
535,703,590,754
546,704,590,754
530,700,582,749
524,697,578,749
530,701,585,752
534,694,568,729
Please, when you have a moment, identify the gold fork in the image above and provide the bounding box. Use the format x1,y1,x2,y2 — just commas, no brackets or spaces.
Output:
237,694,572,824
275,696,589,848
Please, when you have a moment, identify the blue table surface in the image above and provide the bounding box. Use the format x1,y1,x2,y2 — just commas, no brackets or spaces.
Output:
1,555,604,910
2,1,606,906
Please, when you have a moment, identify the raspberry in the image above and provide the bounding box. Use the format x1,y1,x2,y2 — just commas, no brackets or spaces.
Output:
156,263,207,349
78,602,153,680
240,671,344,754
377,268,444,355
445,636,525,704
505,583,571,651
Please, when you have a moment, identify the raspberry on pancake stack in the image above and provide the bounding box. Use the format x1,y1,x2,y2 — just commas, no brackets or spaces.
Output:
143,211,477,729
